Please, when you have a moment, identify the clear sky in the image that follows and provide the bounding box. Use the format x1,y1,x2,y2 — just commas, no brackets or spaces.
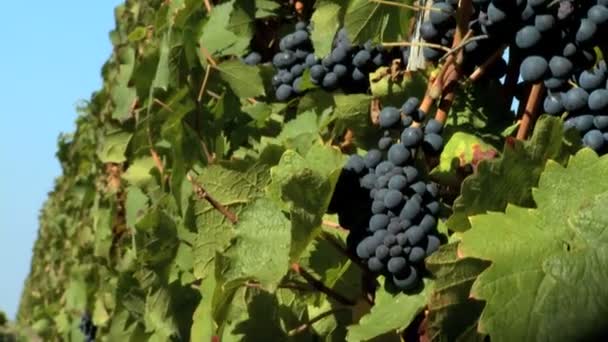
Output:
0,0,123,319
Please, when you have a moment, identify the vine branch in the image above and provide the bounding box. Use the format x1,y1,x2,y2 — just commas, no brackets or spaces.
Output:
516,83,544,140
288,308,350,336
291,263,355,306
187,172,238,224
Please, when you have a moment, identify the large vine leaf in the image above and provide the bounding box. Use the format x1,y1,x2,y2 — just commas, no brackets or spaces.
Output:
425,243,489,342
198,0,249,62
459,149,608,342
447,115,580,231
344,0,415,44
215,60,266,98
220,198,292,291
346,279,430,342
193,161,271,279
269,144,346,261
311,0,343,58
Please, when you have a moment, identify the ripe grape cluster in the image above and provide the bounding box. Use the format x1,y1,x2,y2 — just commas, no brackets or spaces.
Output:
79,312,97,342
454,0,608,153
331,98,444,291
271,23,408,101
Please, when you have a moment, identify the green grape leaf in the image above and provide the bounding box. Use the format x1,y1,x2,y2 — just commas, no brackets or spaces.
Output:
110,47,137,121
198,0,249,62
460,149,608,342
97,131,132,164
311,0,343,58
447,115,580,232
215,60,266,98
220,198,291,291
344,0,414,44
122,157,157,187
143,288,179,340
125,186,149,229
347,279,430,342
370,67,427,106
269,144,346,261
255,0,281,18
193,161,271,279
430,132,498,186
425,243,489,342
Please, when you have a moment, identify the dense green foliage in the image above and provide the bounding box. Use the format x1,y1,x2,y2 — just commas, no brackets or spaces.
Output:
16,0,608,341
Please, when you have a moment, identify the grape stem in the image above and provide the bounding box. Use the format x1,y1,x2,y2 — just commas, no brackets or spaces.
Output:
287,308,350,336
203,0,213,12
433,0,473,123
369,0,443,12
187,172,238,224
382,41,452,53
197,64,213,102
468,45,508,81
322,220,348,231
516,83,544,140
291,263,356,306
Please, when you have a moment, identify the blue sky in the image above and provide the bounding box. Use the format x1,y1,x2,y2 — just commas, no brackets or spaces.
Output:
0,1,123,319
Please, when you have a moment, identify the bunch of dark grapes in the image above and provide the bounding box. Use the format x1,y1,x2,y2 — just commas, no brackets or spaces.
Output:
271,23,408,101
455,0,608,153
79,312,97,342
331,98,444,291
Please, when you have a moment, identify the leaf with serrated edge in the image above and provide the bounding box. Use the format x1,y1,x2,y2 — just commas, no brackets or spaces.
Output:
344,0,413,44
460,149,608,342
311,1,342,58
347,279,430,342
216,60,265,98
447,116,579,231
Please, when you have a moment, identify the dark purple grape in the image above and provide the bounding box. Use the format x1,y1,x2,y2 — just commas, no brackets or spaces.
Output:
403,166,419,183
426,201,441,215
244,52,262,65
368,257,384,272
594,116,608,130
426,183,439,198
576,19,598,45
405,225,425,245
558,0,574,20
549,56,573,78
534,14,555,32
588,89,608,111
583,129,605,151
401,126,424,147
293,77,304,94
515,26,541,49
353,50,371,68
388,144,411,166
387,257,408,274
383,233,397,247
563,88,589,112
423,47,443,61
378,137,393,150
333,64,348,79
372,201,385,215
402,97,421,116
409,181,427,195
388,175,408,190
375,245,389,260
345,155,365,174
361,173,377,190
384,190,404,209
487,3,507,23
375,161,395,176
408,247,426,263
588,5,608,25
563,43,577,58
544,77,566,90
400,200,421,220
544,93,564,115
425,235,441,255
379,107,401,128
390,245,403,257
387,221,402,234
429,3,454,26
520,56,548,83
573,115,595,132
364,149,382,168
423,133,444,154
420,21,439,41
352,68,367,82
276,84,293,101
370,214,390,231
310,64,325,80
578,68,606,90
322,72,339,89
392,266,418,290
424,119,443,134
419,214,437,233
356,238,374,258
